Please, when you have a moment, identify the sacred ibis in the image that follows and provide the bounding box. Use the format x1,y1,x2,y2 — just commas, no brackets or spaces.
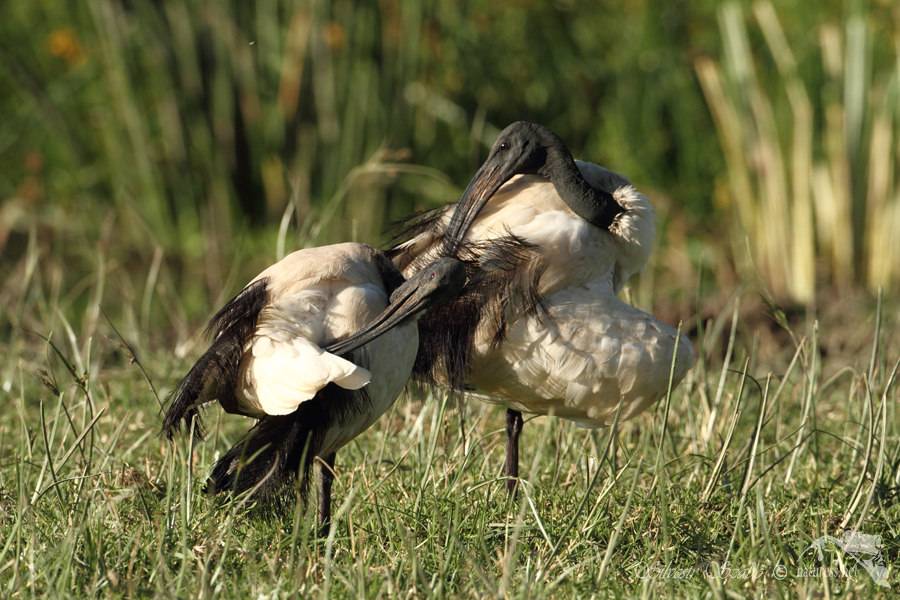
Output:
388,121,695,493
163,243,466,529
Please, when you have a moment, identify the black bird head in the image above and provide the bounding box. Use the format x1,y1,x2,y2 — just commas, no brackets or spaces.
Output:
441,121,623,256
326,257,467,356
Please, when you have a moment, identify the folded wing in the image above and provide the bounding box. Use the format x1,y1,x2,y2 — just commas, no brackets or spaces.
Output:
239,333,371,415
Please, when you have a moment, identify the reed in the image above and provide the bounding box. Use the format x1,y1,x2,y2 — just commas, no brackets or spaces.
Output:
697,0,900,302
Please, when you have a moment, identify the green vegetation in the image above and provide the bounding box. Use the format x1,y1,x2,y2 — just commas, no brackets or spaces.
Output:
2,258,898,597
1,0,899,597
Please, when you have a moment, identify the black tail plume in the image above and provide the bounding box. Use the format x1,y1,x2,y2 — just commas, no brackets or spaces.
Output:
205,407,316,502
386,204,550,398
384,205,449,251
206,354,372,506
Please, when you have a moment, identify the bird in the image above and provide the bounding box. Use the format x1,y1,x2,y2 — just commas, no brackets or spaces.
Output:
162,243,466,530
387,121,695,493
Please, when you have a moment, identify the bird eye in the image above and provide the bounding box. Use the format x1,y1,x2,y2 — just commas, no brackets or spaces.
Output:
431,271,436,279
499,141,510,152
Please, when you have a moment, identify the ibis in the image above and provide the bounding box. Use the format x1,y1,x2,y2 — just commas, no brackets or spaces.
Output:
163,243,466,529
388,121,695,492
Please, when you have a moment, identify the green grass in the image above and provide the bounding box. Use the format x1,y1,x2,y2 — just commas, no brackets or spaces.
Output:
2,240,898,598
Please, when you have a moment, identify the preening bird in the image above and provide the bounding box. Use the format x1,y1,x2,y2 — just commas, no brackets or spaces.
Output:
163,243,466,528
388,122,695,492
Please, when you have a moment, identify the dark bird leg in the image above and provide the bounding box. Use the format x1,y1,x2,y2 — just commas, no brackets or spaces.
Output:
505,409,524,494
317,452,337,536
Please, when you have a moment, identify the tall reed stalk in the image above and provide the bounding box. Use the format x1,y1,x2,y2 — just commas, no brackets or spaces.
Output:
697,0,900,302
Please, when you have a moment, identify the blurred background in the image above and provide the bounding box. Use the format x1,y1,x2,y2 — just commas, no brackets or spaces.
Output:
1,0,899,368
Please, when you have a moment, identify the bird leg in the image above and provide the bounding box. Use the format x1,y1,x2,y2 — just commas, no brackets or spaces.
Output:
317,452,337,537
505,409,524,494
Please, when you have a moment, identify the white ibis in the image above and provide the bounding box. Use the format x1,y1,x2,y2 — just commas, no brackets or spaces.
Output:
388,121,695,492
163,243,466,529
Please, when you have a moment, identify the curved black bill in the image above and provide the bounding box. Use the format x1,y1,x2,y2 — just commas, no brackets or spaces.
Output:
440,162,508,257
325,258,466,357
325,287,425,357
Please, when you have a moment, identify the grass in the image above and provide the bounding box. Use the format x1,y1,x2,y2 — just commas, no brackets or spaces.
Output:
1,229,898,598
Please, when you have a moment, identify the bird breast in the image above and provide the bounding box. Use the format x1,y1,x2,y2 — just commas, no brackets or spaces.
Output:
467,280,695,428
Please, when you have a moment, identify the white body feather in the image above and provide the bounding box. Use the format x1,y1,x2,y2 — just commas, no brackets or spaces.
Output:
233,243,417,450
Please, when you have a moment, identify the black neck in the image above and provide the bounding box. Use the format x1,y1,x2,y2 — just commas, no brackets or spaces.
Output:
375,252,406,296
539,145,623,230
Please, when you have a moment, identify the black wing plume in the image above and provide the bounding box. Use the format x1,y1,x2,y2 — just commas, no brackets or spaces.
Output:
384,205,451,269
162,279,269,440
395,228,549,397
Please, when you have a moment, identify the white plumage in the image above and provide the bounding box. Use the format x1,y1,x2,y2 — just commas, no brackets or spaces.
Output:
394,162,694,429
389,122,696,497
231,244,413,423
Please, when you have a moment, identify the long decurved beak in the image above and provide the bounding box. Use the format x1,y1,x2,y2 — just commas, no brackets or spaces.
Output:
441,162,509,256
325,286,426,357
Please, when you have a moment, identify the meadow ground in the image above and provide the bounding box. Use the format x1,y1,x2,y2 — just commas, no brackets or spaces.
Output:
1,235,898,599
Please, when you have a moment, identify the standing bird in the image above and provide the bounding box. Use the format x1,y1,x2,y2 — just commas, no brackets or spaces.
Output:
388,122,695,492
163,243,466,529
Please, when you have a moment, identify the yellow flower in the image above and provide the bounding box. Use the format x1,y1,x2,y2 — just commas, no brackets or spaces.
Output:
46,27,87,68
